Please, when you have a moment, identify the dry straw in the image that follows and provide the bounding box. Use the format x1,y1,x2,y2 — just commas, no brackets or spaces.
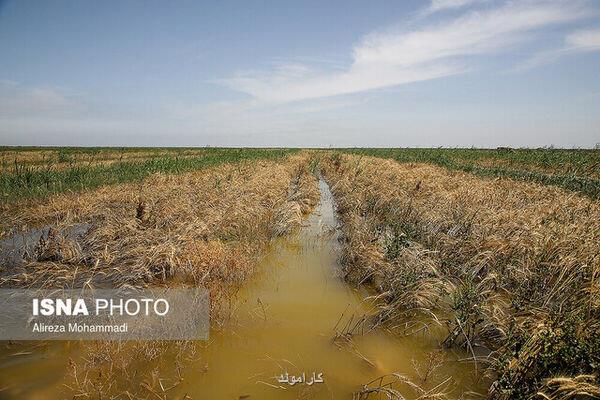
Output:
1,152,320,398
323,153,600,399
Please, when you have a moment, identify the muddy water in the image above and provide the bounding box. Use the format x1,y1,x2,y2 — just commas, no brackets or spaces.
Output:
0,180,487,399
173,179,486,399
0,223,91,267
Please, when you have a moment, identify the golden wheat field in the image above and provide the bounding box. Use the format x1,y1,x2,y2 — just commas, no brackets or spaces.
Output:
0,148,598,400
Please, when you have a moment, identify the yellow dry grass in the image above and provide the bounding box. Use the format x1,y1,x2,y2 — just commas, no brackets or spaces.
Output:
322,153,600,399
2,153,319,294
0,153,320,399
535,375,600,400
0,148,207,166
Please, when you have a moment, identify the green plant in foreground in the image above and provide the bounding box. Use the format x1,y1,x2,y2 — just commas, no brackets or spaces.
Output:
492,312,600,399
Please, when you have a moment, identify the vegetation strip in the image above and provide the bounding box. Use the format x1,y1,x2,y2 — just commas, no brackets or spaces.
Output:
341,148,600,199
0,148,296,201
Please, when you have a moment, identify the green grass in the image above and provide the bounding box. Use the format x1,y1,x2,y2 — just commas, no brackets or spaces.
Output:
0,148,296,201
4,146,598,200
339,148,600,199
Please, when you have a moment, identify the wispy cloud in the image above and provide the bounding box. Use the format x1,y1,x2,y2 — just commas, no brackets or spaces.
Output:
221,0,590,103
425,0,488,15
565,28,600,49
518,27,600,69
0,81,78,117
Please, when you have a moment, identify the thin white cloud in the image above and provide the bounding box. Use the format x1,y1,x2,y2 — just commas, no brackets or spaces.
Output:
426,0,488,15
221,0,589,103
518,27,600,69
566,28,600,50
0,81,77,117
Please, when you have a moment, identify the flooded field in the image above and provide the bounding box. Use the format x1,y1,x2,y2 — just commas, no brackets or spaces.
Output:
178,179,486,399
3,0,600,396
2,149,597,399
0,179,487,399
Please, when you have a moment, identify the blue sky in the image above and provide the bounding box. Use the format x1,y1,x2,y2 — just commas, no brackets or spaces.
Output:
0,0,599,147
